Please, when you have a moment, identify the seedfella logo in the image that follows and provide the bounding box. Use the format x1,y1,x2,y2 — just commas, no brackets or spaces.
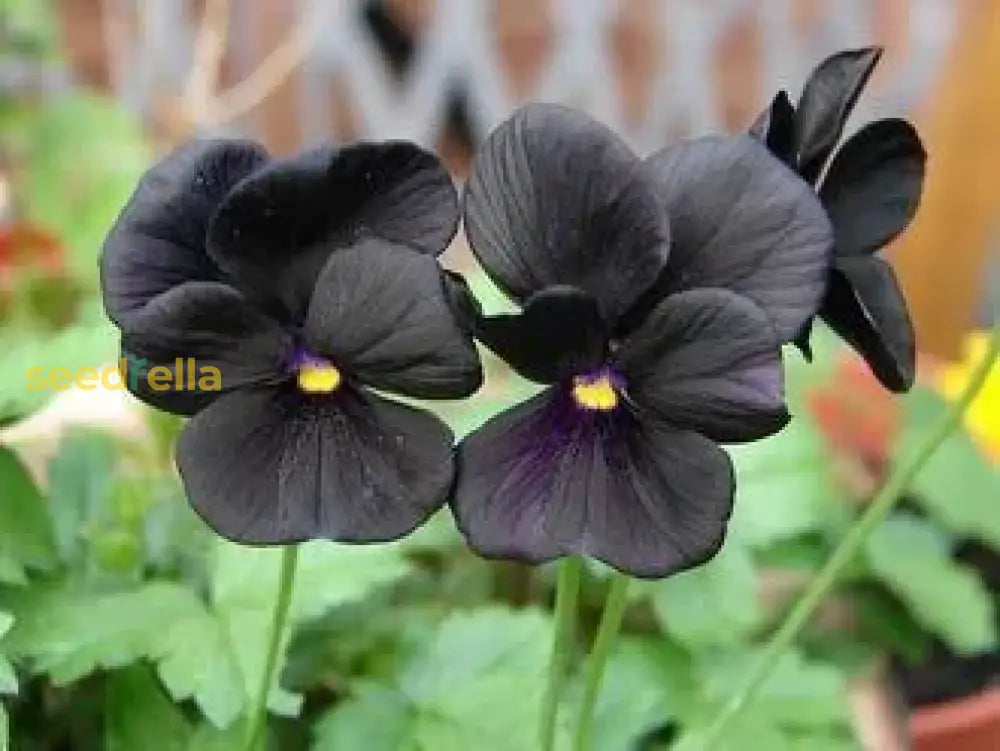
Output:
25,354,222,392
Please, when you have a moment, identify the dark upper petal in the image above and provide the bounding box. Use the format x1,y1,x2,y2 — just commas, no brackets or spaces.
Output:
748,90,796,164
820,256,915,392
101,139,269,327
303,238,482,399
636,135,833,342
176,385,454,544
473,286,608,385
120,281,291,415
616,289,789,443
207,142,459,322
793,47,883,183
820,119,926,256
463,103,670,324
451,389,734,579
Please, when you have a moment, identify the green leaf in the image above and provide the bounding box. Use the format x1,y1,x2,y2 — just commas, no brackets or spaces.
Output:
577,639,689,751
105,665,191,751
0,658,15,697
186,723,245,751
695,647,850,731
154,609,245,729
0,556,27,587
2,582,201,680
400,608,552,751
728,419,842,549
212,540,414,717
865,515,997,653
0,611,14,696
896,387,1000,548
0,445,56,571
1,580,244,726
314,608,555,751
650,539,761,649
312,683,414,751
0,324,118,420
1,701,7,751
46,429,117,563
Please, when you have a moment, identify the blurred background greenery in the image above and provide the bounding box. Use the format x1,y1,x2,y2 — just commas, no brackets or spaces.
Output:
1,1,999,750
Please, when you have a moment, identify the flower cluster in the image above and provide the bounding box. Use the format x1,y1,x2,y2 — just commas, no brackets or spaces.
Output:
101,48,923,579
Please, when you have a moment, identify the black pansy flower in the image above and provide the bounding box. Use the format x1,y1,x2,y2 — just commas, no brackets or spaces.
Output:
451,104,832,577
101,139,482,544
750,47,926,392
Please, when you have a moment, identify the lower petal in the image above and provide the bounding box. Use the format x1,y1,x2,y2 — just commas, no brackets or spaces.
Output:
452,390,734,578
176,385,454,544
821,256,915,392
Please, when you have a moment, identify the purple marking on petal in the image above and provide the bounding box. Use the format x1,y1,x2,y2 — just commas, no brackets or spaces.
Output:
286,346,334,375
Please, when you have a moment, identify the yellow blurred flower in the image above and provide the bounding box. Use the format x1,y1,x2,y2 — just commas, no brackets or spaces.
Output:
938,332,1000,460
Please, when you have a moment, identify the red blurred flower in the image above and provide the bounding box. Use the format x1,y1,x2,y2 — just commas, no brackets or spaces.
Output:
807,355,901,478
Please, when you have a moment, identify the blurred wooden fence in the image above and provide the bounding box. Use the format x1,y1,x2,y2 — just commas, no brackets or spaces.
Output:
52,0,1000,358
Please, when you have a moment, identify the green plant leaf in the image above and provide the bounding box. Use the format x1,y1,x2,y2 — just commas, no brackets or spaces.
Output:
105,665,192,751
0,611,14,696
0,324,118,420
1,701,7,751
0,658,15,697
575,639,690,751
695,647,850,731
312,683,414,751
728,419,842,549
0,580,244,726
46,429,117,563
0,556,27,587
212,540,414,718
896,387,1000,548
186,722,245,751
0,445,56,572
154,608,245,729
400,608,552,751
865,514,998,654
316,608,555,751
650,539,761,649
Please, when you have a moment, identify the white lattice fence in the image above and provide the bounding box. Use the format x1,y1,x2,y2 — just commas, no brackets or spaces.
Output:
108,0,956,153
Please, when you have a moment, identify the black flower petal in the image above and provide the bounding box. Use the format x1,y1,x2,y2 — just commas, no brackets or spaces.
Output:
820,119,926,256
119,282,291,416
793,46,882,183
101,139,269,327
749,90,795,164
820,256,915,392
473,286,607,385
208,142,459,322
636,135,833,341
176,385,454,544
616,289,789,443
452,389,734,579
303,238,482,400
463,103,670,324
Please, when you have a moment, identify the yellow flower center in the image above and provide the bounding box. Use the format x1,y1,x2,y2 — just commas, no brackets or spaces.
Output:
297,362,342,394
572,374,618,411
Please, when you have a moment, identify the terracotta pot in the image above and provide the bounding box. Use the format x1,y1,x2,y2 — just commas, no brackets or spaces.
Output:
910,688,1000,751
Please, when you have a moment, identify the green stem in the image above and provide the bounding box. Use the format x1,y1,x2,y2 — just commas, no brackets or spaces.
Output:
572,571,630,751
700,326,1000,751
244,544,299,751
540,557,583,751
